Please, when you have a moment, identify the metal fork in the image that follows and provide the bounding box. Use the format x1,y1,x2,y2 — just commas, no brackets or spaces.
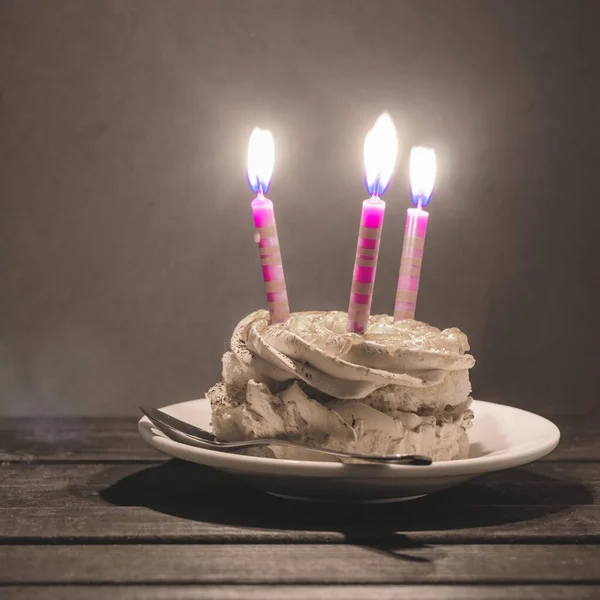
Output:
140,406,432,466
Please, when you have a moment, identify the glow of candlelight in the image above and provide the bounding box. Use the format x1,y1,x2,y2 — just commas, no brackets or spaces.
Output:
364,112,398,197
247,128,275,195
410,146,436,207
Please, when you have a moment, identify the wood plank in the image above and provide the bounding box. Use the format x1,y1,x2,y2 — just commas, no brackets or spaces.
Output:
2,504,598,544
0,417,161,462
1,461,596,508
0,461,598,543
0,414,595,462
2,585,600,600
1,544,599,584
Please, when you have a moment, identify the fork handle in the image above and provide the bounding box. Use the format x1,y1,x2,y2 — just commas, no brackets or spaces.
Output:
250,438,431,465
191,435,430,465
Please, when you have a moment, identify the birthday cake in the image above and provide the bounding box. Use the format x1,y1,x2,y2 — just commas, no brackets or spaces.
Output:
207,310,475,462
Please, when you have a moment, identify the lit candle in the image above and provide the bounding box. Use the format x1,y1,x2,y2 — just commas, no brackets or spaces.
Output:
347,113,398,334
247,128,290,323
394,147,437,321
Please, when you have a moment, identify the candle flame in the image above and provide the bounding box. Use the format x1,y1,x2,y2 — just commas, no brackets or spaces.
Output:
247,128,275,195
364,112,398,197
410,147,436,207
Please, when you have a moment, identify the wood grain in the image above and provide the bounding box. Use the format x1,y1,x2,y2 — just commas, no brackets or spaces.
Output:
0,414,596,462
1,544,599,584
0,418,160,463
2,585,599,600
1,504,597,544
2,461,596,507
0,461,597,544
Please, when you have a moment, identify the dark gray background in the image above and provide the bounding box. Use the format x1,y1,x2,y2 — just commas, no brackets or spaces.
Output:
1,0,598,416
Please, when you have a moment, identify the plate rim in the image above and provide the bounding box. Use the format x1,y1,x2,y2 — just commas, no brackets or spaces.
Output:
138,398,560,479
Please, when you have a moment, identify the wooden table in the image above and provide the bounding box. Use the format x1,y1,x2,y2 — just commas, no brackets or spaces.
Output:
0,414,598,599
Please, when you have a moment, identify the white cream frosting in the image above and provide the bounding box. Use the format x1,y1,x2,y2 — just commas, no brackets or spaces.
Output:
209,310,476,462
224,310,474,404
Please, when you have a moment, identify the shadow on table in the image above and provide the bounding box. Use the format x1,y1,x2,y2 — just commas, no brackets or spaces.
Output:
99,459,592,547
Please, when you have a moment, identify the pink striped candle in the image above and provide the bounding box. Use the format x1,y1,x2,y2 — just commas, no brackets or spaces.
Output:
247,128,290,324
347,198,386,333
394,147,437,321
347,113,398,334
251,194,290,323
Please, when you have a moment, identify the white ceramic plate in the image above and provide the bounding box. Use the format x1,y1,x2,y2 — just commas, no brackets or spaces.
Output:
138,399,560,503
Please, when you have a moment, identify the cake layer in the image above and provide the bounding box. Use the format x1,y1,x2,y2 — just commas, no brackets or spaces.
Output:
208,379,473,462
222,351,471,414
362,370,472,415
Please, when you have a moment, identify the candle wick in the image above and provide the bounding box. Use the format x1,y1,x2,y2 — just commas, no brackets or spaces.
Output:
417,197,423,210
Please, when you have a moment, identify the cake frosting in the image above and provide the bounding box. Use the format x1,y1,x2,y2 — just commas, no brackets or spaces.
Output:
208,310,476,462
